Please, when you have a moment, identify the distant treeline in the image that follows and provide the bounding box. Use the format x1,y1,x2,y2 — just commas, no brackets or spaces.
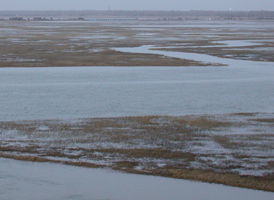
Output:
1,10,274,19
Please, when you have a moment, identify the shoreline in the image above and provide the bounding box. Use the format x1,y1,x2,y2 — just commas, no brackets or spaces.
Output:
0,154,273,192
1,20,273,193
1,114,273,192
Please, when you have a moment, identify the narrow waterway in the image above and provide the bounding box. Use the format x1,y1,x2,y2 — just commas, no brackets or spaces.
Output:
1,41,274,199
114,44,273,66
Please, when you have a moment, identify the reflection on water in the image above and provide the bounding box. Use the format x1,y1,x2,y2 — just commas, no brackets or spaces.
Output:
0,158,273,200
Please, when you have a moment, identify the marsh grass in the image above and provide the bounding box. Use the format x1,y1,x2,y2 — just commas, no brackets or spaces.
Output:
1,20,273,68
160,38,274,62
0,114,274,192
151,168,274,192
0,23,210,67
114,161,139,169
233,112,257,116
2,152,273,192
212,135,230,148
249,118,274,123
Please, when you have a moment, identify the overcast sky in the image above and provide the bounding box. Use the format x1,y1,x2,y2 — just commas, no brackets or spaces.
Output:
0,0,273,11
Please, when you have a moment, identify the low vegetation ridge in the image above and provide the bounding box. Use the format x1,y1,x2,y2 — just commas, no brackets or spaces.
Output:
1,20,274,68
0,113,273,192
1,10,274,20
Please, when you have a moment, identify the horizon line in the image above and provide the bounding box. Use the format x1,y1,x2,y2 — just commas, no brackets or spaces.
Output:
1,9,274,12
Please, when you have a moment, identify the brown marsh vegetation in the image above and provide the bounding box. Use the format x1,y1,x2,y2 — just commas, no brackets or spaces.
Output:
0,20,274,68
1,20,274,192
0,113,273,192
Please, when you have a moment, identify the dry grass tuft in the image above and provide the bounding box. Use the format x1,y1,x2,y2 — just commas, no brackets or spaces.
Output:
114,161,139,169
233,112,257,116
249,118,274,123
152,168,274,192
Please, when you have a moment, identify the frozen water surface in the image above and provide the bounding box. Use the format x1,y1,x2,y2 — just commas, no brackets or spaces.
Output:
0,158,273,200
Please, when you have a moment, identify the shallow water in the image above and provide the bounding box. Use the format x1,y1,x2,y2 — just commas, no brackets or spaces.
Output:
211,40,262,47
114,45,274,66
1,20,274,199
0,65,274,121
0,158,273,200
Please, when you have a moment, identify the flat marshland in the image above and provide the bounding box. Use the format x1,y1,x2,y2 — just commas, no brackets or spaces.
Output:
1,114,274,191
0,20,274,67
0,19,274,192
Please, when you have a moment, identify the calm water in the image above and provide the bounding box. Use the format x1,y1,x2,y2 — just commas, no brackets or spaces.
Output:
0,64,274,121
0,158,273,200
1,21,274,199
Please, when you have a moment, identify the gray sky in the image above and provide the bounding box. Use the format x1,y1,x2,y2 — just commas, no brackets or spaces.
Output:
0,0,273,11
